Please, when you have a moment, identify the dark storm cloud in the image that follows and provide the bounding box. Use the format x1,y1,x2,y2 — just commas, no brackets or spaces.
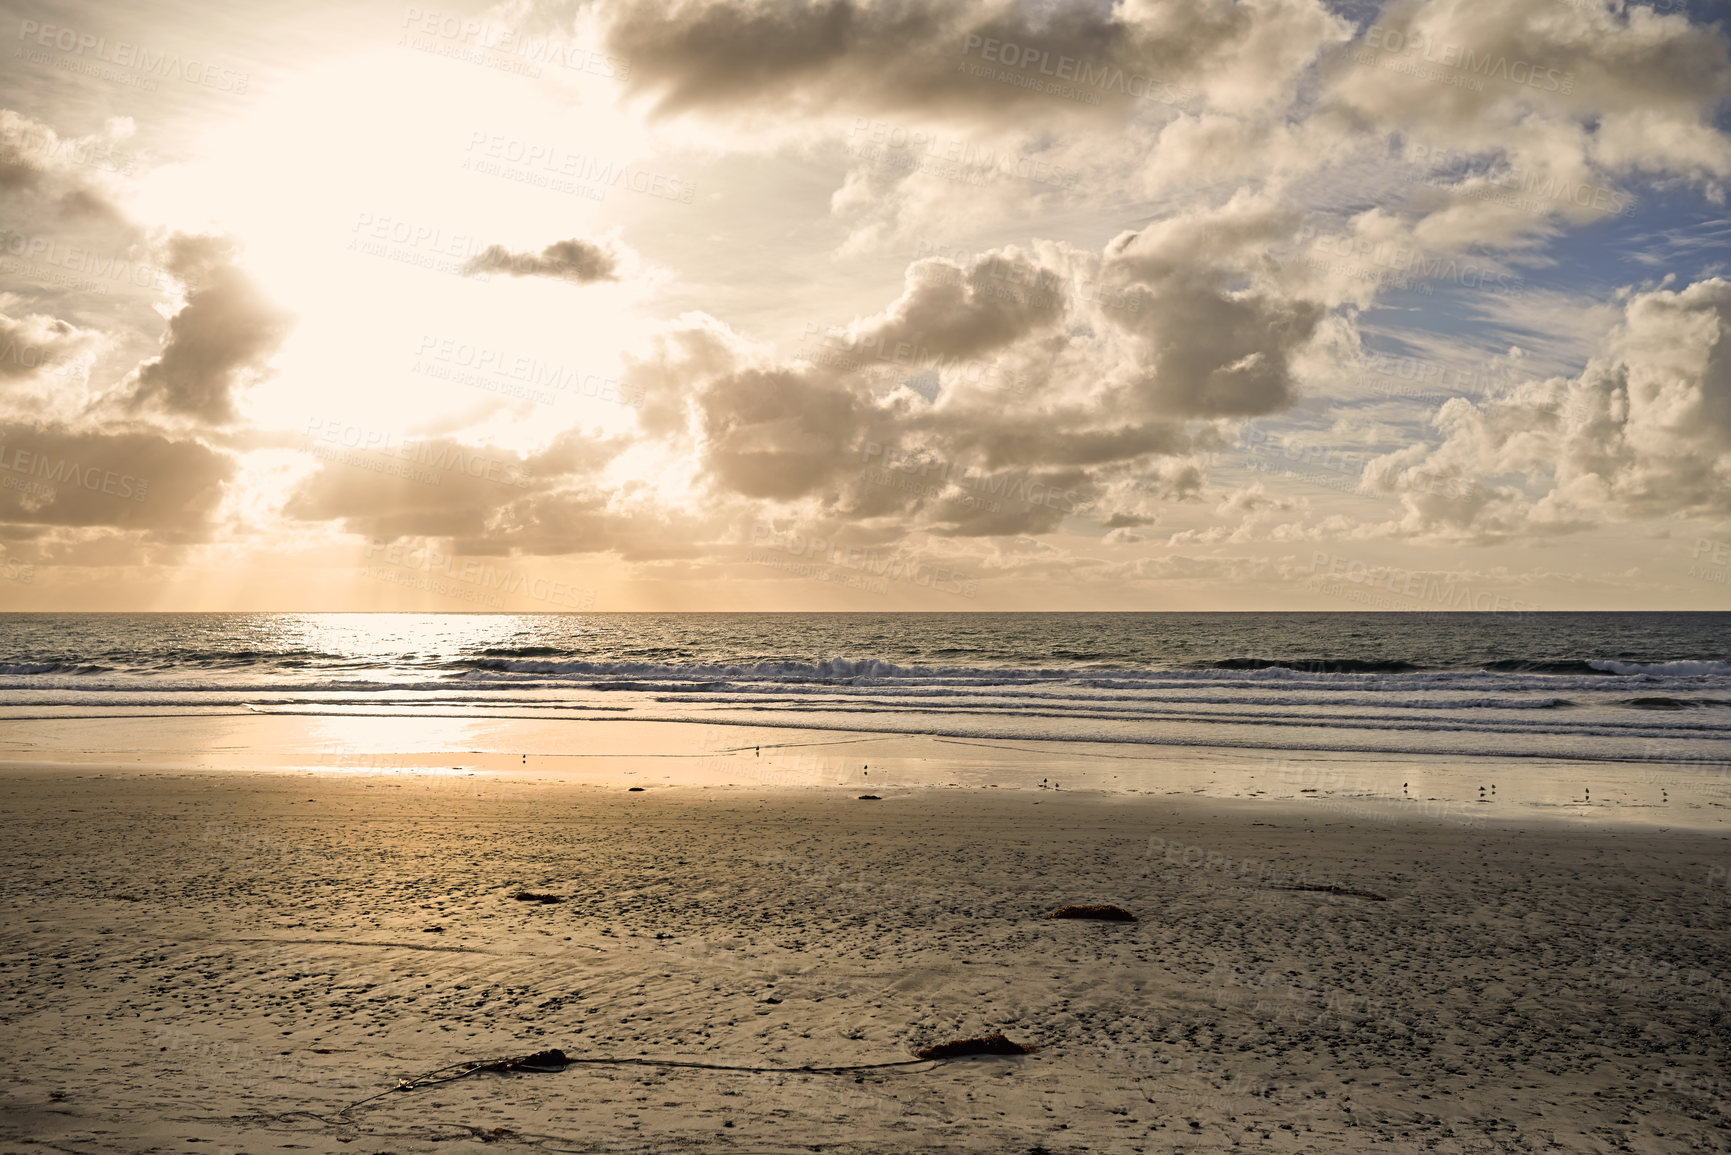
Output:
460,238,621,283
125,234,292,425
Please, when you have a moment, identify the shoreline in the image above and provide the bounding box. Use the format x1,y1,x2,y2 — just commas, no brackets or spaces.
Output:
1,711,1725,831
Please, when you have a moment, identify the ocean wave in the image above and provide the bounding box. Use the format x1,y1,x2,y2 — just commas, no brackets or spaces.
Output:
635,682,1572,710
7,666,1728,701
1480,659,1614,675
447,655,1731,688
1204,658,1423,674
3,646,1728,686
451,656,1058,682
1619,696,1731,710
1590,660,1731,677
0,678,485,695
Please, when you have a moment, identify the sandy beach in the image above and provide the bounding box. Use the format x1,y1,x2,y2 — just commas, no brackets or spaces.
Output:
2,724,1729,1154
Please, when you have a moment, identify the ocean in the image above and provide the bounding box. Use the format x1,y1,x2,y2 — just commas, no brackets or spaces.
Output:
2,612,1730,770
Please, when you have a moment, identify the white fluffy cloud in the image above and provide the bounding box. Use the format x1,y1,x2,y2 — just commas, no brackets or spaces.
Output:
1361,277,1731,541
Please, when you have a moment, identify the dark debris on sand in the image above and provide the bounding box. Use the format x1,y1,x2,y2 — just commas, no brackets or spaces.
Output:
514,892,564,904
916,1034,1036,1059
501,1049,571,1071
1271,884,1389,901
1048,904,1136,921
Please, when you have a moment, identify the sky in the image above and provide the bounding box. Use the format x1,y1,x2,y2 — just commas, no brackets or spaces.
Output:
1,0,1730,612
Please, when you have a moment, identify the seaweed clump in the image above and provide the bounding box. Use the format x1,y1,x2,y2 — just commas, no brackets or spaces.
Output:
916,1034,1036,1060
1048,905,1136,921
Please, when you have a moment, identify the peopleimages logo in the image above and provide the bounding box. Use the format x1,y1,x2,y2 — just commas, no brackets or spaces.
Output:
803,322,1026,393
400,7,630,80
846,118,1079,189
0,231,173,291
462,132,695,204
0,440,149,501
1308,552,1540,614
1360,26,1574,94
413,335,645,408
1359,351,1516,399
364,539,595,610
862,442,1088,515
1296,225,1524,296
750,524,977,598
16,19,250,93
1401,143,1635,218
303,418,531,489
960,34,1195,107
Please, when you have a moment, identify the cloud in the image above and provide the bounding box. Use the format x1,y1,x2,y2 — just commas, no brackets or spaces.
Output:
282,422,633,548
698,366,868,500
589,312,889,506
283,437,539,541
125,235,292,425
1120,552,1278,582
1218,481,1298,515
0,424,232,534
1157,480,1325,545
1360,276,1731,541
604,0,1349,122
461,238,622,283
1101,196,1328,418
608,227,1301,538
0,308,92,381
1323,0,1731,184
618,312,755,441
0,110,133,222
848,246,1069,360
1312,0,1731,267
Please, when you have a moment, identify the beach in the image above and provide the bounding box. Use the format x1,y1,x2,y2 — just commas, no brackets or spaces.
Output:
3,716,1729,1154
